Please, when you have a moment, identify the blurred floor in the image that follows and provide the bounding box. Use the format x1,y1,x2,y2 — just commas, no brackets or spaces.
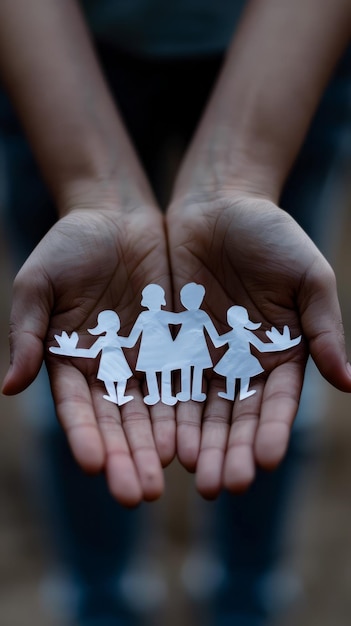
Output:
1,206,351,626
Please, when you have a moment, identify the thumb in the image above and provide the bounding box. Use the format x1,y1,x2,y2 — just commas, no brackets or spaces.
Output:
2,265,52,395
300,262,351,392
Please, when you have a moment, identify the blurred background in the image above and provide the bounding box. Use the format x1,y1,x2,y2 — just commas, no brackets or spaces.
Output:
1,196,351,626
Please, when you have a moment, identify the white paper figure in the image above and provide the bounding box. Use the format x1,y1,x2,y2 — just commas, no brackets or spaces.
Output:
50,310,134,405
214,306,301,401
49,284,302,407
171,283,222,402
125,284,177,406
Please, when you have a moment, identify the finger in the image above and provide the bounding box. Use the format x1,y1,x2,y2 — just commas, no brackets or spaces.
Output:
300,262,351,391
2,267,52,394
2,330,44,394
176,399,204,471
150,402,176,467
48,359,105,474
223,382,264,492
121,380,164,501
195,380,231,499
92,385,144,507
254,361,303,469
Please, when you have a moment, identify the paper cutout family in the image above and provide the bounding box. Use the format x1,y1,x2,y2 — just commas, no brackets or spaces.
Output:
50,283,301,406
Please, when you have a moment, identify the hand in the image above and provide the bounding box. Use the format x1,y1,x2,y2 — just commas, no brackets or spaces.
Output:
167,190,351,498
2,202,174,506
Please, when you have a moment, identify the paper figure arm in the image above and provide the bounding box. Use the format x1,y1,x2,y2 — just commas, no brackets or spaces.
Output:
163,312,181,324
49,331,79,356
204,317,227,348
120,318,143,348
49,332,101,358
249,326,301,353
265,325,301,351
213,330,232,347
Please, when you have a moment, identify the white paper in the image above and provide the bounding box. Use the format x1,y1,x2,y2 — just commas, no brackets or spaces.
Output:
49,284,301,405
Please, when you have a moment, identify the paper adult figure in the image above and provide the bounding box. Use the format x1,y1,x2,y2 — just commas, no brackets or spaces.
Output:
125,284,177,406
214,306,301,401
172,283,222,402
50,310,134,405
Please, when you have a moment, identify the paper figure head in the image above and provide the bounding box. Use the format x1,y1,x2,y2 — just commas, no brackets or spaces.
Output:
88,310,121,334
227,306,261,330
141,284,166,310
180,283,205,310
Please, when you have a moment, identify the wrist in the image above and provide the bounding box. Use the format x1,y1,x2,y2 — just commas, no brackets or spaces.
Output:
172,96,288,204
168,180,281,224
172,137,282,207
55,166,157,220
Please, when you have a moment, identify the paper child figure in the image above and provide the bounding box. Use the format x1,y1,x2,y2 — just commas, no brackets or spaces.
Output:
214,305,301,401
126,284,177,406
172,283,222,402
50,310,134,405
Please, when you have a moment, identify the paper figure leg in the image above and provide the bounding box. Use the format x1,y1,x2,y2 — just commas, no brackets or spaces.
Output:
161,370,177,405
116,379,134,406
176,367,191,402
239,377,256,401
218,378,236,401
191,367,206,402
103,381,118,404
144,371,161,405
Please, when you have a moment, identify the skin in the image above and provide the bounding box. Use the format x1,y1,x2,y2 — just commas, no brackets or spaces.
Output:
1,0,351,503
2,205,175,507
0,0,175,506
167,0,351,497
168,192,350,497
